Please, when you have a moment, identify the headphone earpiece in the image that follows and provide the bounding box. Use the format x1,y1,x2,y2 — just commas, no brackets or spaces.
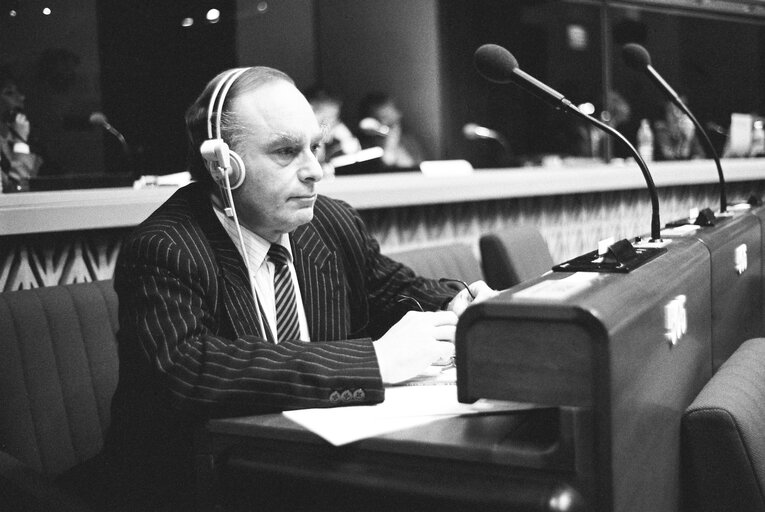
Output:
226,150,245,189
200,138,230,176
200,138,244,189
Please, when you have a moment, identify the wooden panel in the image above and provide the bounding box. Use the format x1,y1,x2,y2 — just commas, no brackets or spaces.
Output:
457,236,713,512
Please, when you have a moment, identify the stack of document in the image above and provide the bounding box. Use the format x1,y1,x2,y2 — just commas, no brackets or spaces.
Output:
283,368,536,446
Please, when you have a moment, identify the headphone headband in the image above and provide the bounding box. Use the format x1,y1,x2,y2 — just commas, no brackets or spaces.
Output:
206,67,250,141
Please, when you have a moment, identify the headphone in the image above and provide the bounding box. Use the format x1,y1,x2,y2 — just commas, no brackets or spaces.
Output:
199,67,250,216
199,67,271,339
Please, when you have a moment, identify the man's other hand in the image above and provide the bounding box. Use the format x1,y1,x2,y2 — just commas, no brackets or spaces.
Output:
373,310,457,385
446,280,498,317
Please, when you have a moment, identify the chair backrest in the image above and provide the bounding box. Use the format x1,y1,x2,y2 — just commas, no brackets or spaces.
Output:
386,243,483,283
479,225,554,290
0,280,119,476
681,337,765,512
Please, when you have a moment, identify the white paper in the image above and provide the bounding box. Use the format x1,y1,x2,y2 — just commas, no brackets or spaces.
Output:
725,113,753,157
282,371,537,446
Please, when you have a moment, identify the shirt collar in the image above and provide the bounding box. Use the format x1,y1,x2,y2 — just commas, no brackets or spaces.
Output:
212,201,293,267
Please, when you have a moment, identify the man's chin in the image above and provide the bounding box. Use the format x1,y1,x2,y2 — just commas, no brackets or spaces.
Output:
288,208,315,230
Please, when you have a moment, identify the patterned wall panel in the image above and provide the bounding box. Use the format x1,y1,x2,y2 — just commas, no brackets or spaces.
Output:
2,181,763,291
1,230,128,291
363,181,765,263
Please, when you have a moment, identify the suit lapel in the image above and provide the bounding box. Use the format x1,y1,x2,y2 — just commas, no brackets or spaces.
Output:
291,223,347,341
195,189,267,340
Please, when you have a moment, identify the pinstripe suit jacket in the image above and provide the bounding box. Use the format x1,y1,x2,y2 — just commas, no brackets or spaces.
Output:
106,181,456,459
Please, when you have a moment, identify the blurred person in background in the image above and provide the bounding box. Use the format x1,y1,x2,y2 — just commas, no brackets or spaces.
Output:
0,65,43,191
357,91,426,168
305,87,361,168
654,97,705,160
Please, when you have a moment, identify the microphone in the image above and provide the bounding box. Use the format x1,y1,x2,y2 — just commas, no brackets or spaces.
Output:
474,44,662,241
705,121,728,137
358,117,390,137
474,44,576,111
463,123,512,163
622,43,727,213
463,122,501,142
89,112,130,156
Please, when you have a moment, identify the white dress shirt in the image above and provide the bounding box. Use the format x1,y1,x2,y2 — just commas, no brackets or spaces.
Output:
213,205,310,343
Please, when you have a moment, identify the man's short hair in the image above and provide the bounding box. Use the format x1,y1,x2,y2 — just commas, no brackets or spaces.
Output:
358,91,392,121
185,66,294,186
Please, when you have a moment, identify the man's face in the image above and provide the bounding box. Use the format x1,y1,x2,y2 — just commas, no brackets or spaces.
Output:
230,80,324,242
310,100,341,129
373,101,401,127
1,82,25,119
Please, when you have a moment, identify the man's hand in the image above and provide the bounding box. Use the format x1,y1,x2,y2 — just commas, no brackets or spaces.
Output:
373,310,457,384
11,112,31,142
446,280,499,317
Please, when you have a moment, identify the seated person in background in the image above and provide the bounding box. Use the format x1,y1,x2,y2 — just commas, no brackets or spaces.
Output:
358,91,427,168
0,66,43,191
600,89,633,159
305,86,361,168
98,66,497,510
654,98,705,160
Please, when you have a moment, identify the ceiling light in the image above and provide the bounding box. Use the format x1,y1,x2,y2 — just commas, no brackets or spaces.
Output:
206,8,220,23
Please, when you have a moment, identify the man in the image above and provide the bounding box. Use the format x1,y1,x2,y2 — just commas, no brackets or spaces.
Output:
358,91,426,168
654,98,705,161
0,66,43,191
103,66,495,508
305,86,361,165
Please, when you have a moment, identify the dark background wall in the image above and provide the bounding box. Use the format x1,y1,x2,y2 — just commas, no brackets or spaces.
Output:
2,0,765,179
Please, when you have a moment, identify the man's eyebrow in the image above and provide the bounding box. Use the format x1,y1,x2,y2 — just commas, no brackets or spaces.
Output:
267,130,324,147
268,132,300,144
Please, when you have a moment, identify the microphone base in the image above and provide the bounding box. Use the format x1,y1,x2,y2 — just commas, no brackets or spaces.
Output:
552,239,667,273
665,207,718,228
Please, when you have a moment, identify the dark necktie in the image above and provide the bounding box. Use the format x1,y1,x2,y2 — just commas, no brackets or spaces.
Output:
268,244,301,342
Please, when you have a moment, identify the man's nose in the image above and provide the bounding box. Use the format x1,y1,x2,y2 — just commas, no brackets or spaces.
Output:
300,151,323,182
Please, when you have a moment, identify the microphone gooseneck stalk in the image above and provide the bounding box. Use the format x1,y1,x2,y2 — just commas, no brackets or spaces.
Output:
622,43,727,213
89,112,130,156
474,44,662,241
568,107,662,241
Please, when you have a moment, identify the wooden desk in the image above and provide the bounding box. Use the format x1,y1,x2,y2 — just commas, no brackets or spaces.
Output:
199,409,589,511
4,159,764,237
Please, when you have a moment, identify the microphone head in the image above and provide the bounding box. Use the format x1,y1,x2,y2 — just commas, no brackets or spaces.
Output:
359,117,389,136
462,123,480,139
463,123,499,141
622,43,652,70
474,44,519,84
89,111,109,127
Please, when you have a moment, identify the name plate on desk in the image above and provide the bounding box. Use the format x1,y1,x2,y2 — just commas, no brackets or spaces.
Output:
419,159,473,177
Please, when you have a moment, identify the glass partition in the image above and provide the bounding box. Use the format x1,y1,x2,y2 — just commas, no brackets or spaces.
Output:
608,3,765,161
1,0,765,190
